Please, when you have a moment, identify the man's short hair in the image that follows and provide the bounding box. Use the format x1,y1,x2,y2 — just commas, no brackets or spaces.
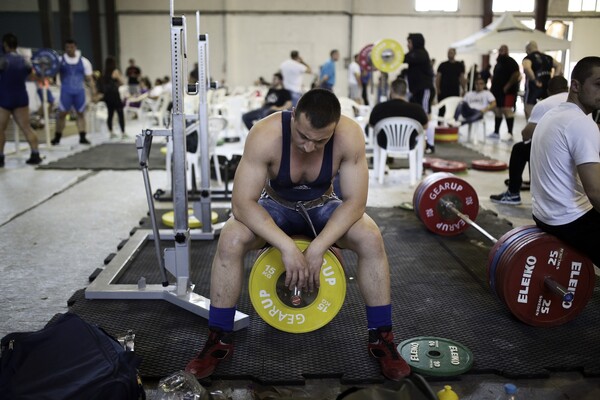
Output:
2,33,18,49
274,72,283,81
291,50,299,58
547,76,569,96
295,88,341,129
390,78,408,97
571,56,600,85
64,39,77,46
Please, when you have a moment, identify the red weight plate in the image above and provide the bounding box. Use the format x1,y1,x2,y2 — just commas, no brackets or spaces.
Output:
487,226,540,296
471,159,508,171
495,230,547,304
499,233,595,327
423,157,445,169
412,172,453,220
430,160,468,173
358,44,374,71
434,127,459,143
415,174,479,236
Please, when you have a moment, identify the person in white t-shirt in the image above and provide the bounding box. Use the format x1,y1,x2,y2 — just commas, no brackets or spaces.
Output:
279,50,311,107
490,76,569,205
348,54,362,104
51,39,96,145
453,76,496,125
530,56,600,267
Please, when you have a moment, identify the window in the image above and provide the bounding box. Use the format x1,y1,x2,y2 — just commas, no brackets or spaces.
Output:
492,0,534,12
415,0,458,12
568,0,600,12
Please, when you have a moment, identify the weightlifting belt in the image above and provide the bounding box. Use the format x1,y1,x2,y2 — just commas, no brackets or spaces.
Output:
263,182,335,211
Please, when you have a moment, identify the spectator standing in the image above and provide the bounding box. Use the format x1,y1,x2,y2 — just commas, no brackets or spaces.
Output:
98,55,126,139
522,40,562,120
348,54,363,104
318,49,339,91
280,50,312,107
405,33,435,114
489,45,521,140
0,33,42,167
51,39,96,145
405,33,435,153
125,58,142,95
360,65,372,106
435,48,466,103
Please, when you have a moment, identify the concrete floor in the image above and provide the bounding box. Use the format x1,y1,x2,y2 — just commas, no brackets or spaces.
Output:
1,111,599,399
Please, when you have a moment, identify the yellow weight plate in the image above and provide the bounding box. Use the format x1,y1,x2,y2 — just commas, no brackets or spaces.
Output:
371,38,405,73
161,209,218,229
249,238,346,333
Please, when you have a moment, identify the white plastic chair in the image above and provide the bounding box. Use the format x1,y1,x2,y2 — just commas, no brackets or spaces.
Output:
373,117,424,186
142,92,171,128
430,96,463,127
185,116,228,189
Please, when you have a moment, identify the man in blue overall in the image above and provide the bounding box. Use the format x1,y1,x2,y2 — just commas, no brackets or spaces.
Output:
185,89,410,381
51,39,96,145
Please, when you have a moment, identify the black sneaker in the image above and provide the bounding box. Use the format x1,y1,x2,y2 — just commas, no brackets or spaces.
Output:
0,154,4,167
25,153,42,165
425,144,435,154
79,137,91,145
50,135,61,145
490,190,521,205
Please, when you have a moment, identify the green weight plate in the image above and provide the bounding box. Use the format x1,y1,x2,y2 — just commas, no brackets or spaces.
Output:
397,336,474,377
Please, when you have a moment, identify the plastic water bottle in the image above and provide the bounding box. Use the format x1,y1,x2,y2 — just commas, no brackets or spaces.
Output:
503,383,518,399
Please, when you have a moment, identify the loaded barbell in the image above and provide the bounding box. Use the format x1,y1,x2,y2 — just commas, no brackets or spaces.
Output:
31,48,61,77
413,172,595,327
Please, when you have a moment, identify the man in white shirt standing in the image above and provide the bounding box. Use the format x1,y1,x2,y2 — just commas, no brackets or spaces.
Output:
280,50,311,107
348,54,362,104
529,56,600,267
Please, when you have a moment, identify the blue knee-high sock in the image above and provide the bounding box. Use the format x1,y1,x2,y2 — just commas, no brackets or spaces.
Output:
366,304,392,330
209,305,236,333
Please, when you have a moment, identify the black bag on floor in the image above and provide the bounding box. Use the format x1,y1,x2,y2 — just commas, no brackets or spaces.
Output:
0,313,145,400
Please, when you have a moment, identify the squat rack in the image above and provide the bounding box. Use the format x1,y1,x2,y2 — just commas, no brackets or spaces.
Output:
85,0,249,331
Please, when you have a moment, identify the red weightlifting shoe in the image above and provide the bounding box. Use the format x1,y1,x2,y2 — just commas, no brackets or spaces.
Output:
185,328,234,379
368,327,411,381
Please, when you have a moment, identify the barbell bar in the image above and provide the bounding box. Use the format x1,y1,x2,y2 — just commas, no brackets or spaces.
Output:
414,172,595,327
438,198,574,304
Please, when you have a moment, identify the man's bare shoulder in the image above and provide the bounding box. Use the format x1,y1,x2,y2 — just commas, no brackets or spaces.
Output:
244,112,283,157
335,115,365,146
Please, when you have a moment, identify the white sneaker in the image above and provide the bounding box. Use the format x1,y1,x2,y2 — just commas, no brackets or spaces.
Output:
486,132,500,140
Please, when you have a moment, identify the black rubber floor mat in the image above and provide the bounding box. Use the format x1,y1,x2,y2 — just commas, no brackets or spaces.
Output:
37,143,166,170
66,207,600,385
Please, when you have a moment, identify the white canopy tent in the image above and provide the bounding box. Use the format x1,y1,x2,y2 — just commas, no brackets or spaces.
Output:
451,13,571,54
